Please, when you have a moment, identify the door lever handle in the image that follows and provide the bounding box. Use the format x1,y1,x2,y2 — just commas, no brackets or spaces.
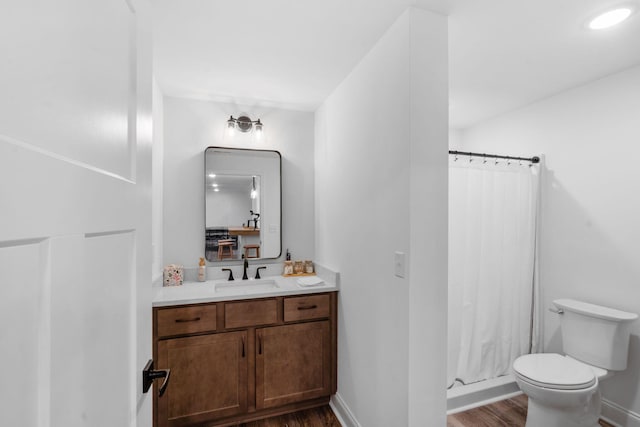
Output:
142,359,171,397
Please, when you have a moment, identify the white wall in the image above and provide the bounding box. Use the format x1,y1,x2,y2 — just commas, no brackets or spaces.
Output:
315,8,448,426
152,79,164,281
205,190,251,227
163,96,315,269
459,65,640,419
407,10,449,426
449,128,463,150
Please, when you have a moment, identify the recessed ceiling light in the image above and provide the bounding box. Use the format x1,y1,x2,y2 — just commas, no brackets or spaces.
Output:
588,7,633,29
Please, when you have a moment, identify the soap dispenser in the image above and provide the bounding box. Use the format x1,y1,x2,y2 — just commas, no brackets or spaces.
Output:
198,257,206,282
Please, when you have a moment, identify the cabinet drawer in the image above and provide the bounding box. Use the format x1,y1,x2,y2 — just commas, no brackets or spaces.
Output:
156,305,217,338
284,294,331,322
225,299,277,329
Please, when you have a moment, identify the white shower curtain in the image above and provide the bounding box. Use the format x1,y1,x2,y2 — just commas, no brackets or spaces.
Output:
448,156,540,386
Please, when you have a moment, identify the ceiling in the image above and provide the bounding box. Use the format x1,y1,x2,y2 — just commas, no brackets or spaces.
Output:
152,0,640,129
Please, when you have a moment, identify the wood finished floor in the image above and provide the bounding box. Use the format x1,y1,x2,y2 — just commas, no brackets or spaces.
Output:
239,405,341,427
447,393,615,427
232,396,617,427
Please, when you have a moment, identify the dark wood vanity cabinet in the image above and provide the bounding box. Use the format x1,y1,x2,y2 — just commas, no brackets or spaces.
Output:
153,292,337,427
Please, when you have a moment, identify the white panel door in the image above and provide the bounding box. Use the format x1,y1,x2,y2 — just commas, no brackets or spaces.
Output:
0,0,153,426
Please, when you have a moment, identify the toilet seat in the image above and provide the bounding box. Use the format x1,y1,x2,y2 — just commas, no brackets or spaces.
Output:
513,353,596,390
565,355,609,380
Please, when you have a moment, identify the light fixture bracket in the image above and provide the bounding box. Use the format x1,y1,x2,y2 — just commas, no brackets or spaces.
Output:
236,116,254,133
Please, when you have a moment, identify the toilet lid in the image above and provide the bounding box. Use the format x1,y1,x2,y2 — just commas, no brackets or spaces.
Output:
513,353,596,390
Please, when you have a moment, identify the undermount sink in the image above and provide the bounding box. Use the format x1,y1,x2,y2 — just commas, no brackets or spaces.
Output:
216,279,279,292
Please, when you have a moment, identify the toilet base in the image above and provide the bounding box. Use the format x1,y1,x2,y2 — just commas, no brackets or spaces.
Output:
525,390,601,427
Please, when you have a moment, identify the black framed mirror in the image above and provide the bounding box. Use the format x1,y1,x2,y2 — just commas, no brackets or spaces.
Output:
204,147,281,262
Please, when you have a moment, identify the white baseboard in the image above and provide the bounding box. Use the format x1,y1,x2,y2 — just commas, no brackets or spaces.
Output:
330,393,361,427
602,398,640,427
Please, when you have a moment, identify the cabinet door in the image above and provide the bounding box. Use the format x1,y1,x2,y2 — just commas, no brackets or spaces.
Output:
157,331,248,427
256,321,331,409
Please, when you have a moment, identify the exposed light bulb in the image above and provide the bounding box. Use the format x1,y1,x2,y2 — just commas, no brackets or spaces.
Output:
254,119,263,140
589,8,632,29
226,116,236,137
208,173,216,178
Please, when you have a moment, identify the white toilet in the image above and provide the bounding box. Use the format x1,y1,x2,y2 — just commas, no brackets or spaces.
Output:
513,298,638,427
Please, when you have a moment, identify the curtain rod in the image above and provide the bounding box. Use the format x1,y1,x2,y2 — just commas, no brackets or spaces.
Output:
449,150,540,164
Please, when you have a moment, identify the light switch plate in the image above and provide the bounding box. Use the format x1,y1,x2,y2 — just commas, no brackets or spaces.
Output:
394,251,405,278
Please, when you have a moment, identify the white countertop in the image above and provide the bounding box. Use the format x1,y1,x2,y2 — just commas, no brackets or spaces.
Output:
153,274,338,307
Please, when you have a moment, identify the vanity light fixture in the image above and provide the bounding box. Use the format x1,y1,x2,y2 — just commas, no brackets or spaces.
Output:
226,115,264,136
588,7,634,29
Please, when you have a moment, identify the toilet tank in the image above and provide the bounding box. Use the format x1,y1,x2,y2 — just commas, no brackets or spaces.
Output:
554,299,638,371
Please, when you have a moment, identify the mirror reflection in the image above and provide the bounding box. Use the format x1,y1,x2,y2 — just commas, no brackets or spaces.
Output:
205,147,281,262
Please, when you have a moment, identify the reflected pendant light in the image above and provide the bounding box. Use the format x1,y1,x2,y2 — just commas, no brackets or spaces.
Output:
250,176,257,199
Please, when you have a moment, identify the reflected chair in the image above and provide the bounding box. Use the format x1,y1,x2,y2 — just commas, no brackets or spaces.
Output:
217,239,235,260
244,244,260,259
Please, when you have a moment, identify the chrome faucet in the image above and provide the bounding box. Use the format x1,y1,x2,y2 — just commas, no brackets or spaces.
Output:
242,258,249,280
